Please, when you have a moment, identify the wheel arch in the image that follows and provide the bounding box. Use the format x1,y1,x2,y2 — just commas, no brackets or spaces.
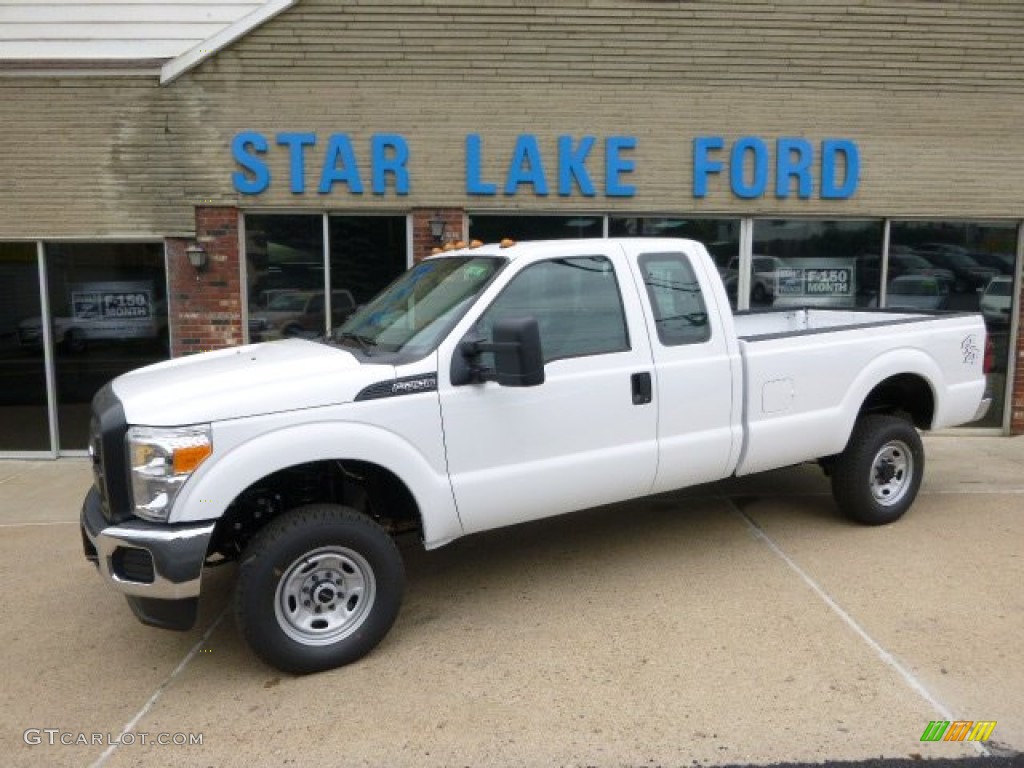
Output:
170,422,463,550
857,372,936,429
842,348,943,435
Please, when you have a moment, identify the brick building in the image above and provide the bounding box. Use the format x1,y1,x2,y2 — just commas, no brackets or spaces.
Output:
1,0,1023,455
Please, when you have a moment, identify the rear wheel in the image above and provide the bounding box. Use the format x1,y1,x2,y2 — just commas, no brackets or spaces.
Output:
831,414,924,525
235,504,405,674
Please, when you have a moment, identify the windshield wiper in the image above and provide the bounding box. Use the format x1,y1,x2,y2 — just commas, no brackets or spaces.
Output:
336,331,378,355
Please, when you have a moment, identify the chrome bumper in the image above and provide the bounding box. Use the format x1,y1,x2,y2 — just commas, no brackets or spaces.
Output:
81,486,215,601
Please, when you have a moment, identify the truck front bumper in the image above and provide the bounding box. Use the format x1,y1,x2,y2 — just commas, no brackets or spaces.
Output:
81,486,216,631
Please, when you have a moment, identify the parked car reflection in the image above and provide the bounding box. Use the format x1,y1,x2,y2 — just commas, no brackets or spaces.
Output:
915,244,999,293
727,255,788,305
880,275,950,310
980,276,1013,326
249,290,357,341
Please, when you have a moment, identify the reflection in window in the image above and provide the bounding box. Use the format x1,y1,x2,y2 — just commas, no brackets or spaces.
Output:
246,214,324,342
639,253,711,346
891,220,1018,428
329,215,407,316
752,220,883,308
246,214,409,342
610,217,741,309
478,256,628,363
44,242,167,450
339,257,503,357
468,214,602,242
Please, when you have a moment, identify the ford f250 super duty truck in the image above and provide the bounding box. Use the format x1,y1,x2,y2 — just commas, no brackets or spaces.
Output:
81,238,990,674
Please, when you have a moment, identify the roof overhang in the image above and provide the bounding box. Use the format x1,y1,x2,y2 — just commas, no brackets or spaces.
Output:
160,0,298,85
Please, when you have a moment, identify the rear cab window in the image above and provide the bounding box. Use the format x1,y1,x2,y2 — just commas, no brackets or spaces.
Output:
638,252,711,346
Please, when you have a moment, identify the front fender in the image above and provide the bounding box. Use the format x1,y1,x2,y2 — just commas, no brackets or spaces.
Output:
169,421,463,549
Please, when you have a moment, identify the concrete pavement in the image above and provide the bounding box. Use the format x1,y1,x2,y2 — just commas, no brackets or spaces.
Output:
0,435,1021,767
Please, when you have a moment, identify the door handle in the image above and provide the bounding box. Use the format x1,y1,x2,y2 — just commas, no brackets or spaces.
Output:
631,372,652,405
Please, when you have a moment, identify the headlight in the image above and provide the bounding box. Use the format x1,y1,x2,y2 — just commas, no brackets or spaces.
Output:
127,425,213,522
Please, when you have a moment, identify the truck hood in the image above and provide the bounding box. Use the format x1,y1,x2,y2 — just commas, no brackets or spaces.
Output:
111,339,393,425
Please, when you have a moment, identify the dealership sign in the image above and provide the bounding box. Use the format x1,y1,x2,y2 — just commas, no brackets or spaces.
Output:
231,132,859,200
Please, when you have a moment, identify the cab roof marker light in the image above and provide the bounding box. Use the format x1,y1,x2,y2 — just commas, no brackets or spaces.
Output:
499,238,516,248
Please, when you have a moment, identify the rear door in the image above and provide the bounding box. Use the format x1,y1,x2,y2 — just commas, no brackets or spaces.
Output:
625,243,741,492
438,244,658,534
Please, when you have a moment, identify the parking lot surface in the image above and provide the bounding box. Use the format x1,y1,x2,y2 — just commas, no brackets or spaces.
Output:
1,435,1021,767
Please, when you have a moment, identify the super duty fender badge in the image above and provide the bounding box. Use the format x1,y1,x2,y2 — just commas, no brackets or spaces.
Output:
961,334,980,365
356,374,438,401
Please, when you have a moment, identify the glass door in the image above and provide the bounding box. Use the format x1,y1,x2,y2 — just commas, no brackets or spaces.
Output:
45,242,168,452
0,243,52,453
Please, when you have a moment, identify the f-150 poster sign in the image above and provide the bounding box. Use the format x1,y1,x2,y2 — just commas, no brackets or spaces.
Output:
775,259,856,307
69,282,159,339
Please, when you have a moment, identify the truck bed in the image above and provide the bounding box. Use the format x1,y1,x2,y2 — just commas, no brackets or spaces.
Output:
730,308,987,476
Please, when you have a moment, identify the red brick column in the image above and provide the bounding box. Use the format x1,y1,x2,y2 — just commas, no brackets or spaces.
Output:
167,206,244,357
411,208,465,262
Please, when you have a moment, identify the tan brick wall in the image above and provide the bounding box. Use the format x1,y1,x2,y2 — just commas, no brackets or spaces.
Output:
1,0,1023,235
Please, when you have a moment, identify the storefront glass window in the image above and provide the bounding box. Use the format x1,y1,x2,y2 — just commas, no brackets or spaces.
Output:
245,214,324,342
751,220,884,309
609,217,741,308
329,215,407,329
0,243,49,452
891,221,1018,428
44,242,167,451
245,214,409,341
468,214,602,242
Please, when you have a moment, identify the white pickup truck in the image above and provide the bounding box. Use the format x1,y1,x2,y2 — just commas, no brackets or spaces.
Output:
81,238,989,674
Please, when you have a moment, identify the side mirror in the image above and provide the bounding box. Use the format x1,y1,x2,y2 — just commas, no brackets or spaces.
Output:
458,316,545,387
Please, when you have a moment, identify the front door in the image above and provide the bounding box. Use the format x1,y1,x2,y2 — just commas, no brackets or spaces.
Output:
438,248,658,535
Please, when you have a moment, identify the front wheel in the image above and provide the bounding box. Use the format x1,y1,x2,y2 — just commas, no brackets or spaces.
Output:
831,414,924,525
235,504,405,674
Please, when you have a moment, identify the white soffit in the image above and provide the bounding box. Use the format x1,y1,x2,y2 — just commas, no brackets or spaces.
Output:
0,0,297,82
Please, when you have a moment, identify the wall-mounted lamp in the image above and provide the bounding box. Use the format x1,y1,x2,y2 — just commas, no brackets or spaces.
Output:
185,242,208,271
428,213,447,243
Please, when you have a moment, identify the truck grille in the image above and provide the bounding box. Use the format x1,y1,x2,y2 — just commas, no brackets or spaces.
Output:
89,383,132,524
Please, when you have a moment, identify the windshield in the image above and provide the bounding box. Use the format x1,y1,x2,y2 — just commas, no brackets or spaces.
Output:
986,279,1012,297
334,256,505,356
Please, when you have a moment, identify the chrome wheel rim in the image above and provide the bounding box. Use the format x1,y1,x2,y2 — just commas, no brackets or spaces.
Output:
870,440,914,507
274,546,376,646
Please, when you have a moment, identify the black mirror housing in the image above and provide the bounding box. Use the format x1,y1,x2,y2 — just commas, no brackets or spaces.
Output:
489,316,544,387
458,316,544,387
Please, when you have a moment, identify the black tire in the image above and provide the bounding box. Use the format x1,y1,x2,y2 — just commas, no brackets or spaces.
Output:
831,414,924,525
752,283,768,304
235,504,405,674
